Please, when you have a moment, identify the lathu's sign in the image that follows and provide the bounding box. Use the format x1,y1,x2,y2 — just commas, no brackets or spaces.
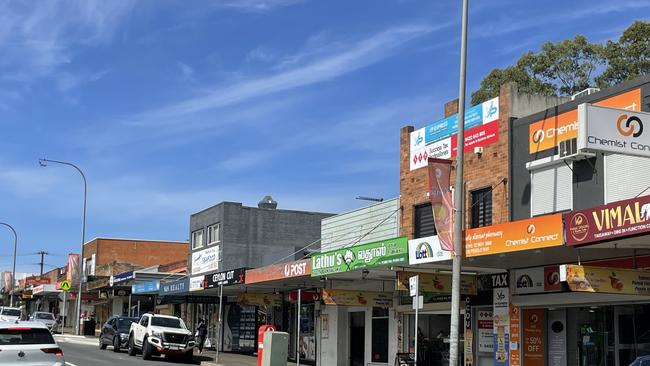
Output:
311,236,408,276
565,195,650,246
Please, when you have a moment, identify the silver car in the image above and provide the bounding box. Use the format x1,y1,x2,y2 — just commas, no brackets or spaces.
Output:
0,307,22,322
0,321,65,365
30,312,58,333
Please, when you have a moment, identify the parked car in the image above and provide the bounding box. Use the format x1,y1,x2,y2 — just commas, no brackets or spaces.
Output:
99,316,138,352
630,355,650,366
0,306,22,322
0,321,65,365
30,312,58,333
128,313,195,361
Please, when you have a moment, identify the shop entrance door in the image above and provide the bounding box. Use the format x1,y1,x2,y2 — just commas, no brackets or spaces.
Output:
349,312,365,366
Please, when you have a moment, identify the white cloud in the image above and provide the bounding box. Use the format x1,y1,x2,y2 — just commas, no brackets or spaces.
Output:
215,0,307,13
177,61,196,83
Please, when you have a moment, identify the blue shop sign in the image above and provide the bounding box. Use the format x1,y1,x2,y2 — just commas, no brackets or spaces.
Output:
132,280,160,294
159,278,189,296
112,271,134,285
424,104,484,144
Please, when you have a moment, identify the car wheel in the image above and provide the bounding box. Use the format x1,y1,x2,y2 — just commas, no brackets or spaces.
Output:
113,336,120,352
128,336,137,356
142,337,152,360
99,336,107,350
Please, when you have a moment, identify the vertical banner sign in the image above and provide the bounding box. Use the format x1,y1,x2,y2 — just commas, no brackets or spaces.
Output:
547,310,567,366
523,309,545,366
427,158,454,251
464,297,473,366
509,305,521,366
3,272,13,293
66,254,80,284
493,287,510,366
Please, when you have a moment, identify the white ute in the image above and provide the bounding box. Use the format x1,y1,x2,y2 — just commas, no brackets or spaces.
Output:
128,313,195,361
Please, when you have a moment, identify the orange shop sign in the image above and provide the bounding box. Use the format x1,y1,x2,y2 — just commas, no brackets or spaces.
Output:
245,259,310,284
464,214,563,257
528,88,641,154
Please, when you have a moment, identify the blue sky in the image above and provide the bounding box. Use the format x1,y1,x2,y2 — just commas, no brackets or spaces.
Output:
0,0,647,274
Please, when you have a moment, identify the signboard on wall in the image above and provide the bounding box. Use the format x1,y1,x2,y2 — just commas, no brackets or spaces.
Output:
189,276,205,292
478,310,494,353
493,287,510,366
205,267,246,288
578,104,650,157
132,280,160,294
465,214,563,257
409,97,500,171
528,88,641,154
159,278,189,296
522,309,545,366
245,259,310,284
311,236,408,276
322,289,393,307
191,246,220,275
397,272,477,295
564,265,650,295
408,236,452,264
564,195,650,246
512,266,562,295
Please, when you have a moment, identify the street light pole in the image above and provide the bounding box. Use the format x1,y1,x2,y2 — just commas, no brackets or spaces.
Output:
449,0,469,365
0,223,18,307
39,158,87,336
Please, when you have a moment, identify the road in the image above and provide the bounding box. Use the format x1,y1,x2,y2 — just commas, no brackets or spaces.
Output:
56,336,210,366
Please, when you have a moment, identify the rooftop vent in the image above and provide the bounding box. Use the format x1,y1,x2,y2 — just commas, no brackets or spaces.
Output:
258,195,278,209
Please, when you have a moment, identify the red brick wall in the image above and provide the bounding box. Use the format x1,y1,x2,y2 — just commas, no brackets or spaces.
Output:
83,238,188,269
400,84,512,238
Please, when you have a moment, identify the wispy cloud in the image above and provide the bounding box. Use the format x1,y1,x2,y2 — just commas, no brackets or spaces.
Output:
56,69,111,92
215,0,307,13
177,61,196,84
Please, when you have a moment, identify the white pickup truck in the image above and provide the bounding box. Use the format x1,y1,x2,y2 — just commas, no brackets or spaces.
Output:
127,313,195,361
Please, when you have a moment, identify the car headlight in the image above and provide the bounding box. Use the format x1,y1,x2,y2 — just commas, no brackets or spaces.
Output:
120,333,129,339
150,330,162,338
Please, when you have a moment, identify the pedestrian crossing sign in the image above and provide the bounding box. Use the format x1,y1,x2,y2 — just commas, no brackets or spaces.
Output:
60,280,71,292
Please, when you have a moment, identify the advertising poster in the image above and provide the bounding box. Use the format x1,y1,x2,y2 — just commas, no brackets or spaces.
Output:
523,309,545,366
565,265,650,295
509,305,521,366
547,310,567,366
478,310,494,353
427,158,454,251
493,287,510,366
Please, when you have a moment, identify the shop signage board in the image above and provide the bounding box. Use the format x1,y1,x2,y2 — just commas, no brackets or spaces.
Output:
565,195,650,246
528,88,641,154
465,214,563,257
205,267,246,289
191,246,220,275
493,287,510,366
578,104,650,157
159,278,189,296
509,305,521,366
564,265,650,295
547,310,567,366
189,275,205,292
464,298,473,366
111,271,134,286
132,280,160,294
478,310,494,353
322,289,393,308
397,272,478,295
237,293,282,307
311,236,408,276
408,235,452,264
32,284,60,295
522,309,545,366
512,266,562,295
409,97,499,171
245,259,310,284
25,276,51,286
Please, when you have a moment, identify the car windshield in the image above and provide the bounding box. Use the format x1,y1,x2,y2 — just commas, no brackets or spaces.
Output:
1,309,21,317
117,318,137,331
0,328,55,345
150,317,183,329
36,313,55,320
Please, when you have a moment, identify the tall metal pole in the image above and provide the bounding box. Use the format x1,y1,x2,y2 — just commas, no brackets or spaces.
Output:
0,223,18,308
296,288,302,366
449,0,470,365
217,284,223,363
414,303,419,365
39,159,87,335
61,291,66,335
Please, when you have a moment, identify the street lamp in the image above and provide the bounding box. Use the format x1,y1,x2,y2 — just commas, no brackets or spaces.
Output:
0,223,17,307
38,158,87,336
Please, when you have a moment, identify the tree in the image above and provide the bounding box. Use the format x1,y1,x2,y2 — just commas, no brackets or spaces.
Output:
596,20,650,88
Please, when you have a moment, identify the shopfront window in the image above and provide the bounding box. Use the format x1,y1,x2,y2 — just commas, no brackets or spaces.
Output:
372,308,389,363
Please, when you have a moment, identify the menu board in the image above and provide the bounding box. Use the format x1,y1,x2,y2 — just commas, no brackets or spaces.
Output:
223,304,258,353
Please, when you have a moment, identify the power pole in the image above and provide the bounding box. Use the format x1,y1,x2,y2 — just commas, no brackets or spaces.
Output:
37,251,49,275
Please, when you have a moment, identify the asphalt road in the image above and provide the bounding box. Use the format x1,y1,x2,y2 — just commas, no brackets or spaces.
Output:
57,338,209,366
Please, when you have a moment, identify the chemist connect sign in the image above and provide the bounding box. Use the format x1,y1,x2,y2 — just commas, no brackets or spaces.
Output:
578,104,650,157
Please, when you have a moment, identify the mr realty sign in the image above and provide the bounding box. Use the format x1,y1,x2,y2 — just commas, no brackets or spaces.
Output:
577,104,650,157
565,195,650,246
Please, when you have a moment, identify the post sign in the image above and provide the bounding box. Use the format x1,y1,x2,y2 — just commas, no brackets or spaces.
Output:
245,259,310,284
465,214,563,257
311,236,408,276
564,265,650,295
565,195,650,246
322,289,393,308
578,104,650,157
205,267,246,288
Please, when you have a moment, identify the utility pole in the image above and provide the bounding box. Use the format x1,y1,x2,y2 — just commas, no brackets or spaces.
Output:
449,0,470,365
37,251,49,275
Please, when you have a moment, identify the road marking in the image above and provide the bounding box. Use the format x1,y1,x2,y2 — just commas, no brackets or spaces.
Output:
66,362,79,366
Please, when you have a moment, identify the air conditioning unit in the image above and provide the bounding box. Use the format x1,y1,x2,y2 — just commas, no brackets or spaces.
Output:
558,138,594,161
571,88,600,101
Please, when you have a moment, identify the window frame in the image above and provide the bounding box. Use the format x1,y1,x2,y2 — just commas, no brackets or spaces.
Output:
413,202,437,239
207,223,221,246
470,186,493,228
191,229,204,250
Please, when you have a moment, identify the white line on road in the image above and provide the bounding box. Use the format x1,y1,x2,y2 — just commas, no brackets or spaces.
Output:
66,362,79,366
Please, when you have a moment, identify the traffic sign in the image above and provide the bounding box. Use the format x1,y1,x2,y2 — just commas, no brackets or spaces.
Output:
60,280,71,292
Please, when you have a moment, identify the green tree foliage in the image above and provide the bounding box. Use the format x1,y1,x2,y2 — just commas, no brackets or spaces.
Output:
596,20,650,87
471,21,649,105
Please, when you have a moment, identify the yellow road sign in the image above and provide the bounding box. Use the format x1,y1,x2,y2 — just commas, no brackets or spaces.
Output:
60,280,71,292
